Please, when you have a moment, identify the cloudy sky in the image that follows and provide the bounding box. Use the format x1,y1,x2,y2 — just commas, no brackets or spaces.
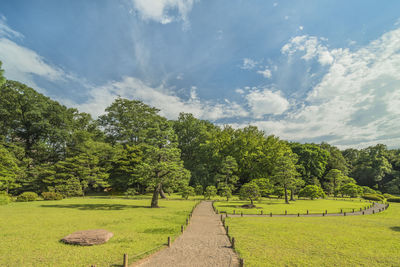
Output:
1,0,400,149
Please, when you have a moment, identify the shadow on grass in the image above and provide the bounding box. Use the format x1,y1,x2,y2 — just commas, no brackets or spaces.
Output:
390,226,400,232
40,204,155,210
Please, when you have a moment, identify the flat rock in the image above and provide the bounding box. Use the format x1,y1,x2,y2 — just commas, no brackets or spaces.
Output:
61,229,113,246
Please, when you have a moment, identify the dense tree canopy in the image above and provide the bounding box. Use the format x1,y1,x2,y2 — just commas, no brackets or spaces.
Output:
0,66,399,206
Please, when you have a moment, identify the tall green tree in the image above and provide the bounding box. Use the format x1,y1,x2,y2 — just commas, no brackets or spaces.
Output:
272,146,299,204
0,144,21,193
290,143,329,185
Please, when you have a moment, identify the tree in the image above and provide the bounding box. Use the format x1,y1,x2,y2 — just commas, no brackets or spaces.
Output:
0,144,21,193
180,185,195,200
251,178,273,197
289,178,305,201
215,156,239,195
204,185,217,200
272,146,299,204
323,169,347,196
217,182,232,201
194,185,203,195
100,99,190,208
109,145,143,192
339,183,362,198
290,143,329,185
298,185,325,200
239,182,260,206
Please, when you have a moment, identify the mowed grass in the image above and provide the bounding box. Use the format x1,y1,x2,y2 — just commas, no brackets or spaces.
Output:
0,197,196,267
226,203,400,266
215,198,370,215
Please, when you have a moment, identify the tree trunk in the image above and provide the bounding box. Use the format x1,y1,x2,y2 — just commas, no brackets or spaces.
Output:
290,189,295,201
250,198,253,205
284,185,289,204
151,183,161,208
159,186,167,199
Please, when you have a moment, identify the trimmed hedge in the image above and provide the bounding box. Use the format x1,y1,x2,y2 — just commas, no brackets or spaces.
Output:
41,192,63,200
16,192,38,202
361,193,385,202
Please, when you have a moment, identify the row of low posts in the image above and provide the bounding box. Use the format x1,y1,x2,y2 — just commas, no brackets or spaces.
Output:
92,201,386,267
222,203,381,217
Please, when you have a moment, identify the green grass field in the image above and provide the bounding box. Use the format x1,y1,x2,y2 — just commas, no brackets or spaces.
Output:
0,197,197,267
225,202,400,266
214,198,371,215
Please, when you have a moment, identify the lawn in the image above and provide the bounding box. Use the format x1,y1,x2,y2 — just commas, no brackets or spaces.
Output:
225,202,400,266
0,197,197,267
214,198,371,215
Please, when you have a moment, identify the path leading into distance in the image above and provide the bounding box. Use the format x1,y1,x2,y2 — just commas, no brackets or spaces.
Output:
133,201,239,267
132,201,387,267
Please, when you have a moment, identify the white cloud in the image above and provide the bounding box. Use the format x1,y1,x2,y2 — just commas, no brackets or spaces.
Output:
281,35,334,65
299,26,304,31
0,15,23,39
241,58,258,70
249,27,400,148
74,76,249,120
257,68,272,78
131,0,197,27
245,88,289,117
0,17,66,91
0,38,65,86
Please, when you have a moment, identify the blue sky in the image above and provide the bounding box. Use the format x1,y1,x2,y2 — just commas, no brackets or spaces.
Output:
1,0,400,149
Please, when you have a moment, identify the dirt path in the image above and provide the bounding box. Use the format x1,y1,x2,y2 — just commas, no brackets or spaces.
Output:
226,202,388,218
133,201,239,267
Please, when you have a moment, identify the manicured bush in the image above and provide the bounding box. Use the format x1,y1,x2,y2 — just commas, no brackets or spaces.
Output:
298,185,326,200
180,185,195,200
41,192,63,200
0,191,10,205
16,192,38,202
239,182,260,206
361,193,385,201
339,183,362,197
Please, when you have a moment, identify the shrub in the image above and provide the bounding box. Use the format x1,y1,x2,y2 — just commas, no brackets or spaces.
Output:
180,185,195,200
361,193,385,202
239,182,260,205
194,185,203,195
204,186,217,200
383,193,394,199
124,188,138,198
339,183,362,197
361,186,376,194
299,185,326,200
41,192,63,200
0,191,10,205
16,192,38,202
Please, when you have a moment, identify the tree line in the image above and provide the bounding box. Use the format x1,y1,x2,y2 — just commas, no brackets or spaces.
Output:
0,61,399,207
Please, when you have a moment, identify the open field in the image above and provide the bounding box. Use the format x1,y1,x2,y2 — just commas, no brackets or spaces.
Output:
225,202,400,266
214,198,371,215
0,197,196,267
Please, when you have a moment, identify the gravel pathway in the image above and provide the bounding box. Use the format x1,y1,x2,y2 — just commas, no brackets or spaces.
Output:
133,201,239,267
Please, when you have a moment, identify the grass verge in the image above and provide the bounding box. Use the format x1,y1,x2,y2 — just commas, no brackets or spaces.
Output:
0,197,196,267
225,203,400,266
